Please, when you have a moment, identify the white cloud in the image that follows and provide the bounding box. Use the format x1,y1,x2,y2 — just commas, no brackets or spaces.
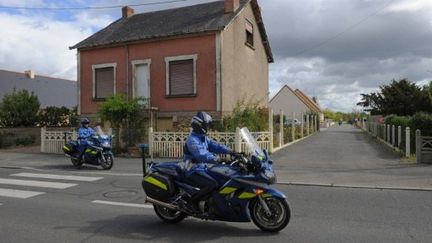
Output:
0,10,114,80
387,0,432,12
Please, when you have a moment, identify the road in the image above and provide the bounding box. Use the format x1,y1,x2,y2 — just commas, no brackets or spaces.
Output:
272,124,432,189
0,163,431,242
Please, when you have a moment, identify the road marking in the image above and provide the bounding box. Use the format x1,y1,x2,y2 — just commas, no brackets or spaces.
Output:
11,173,103,182
92,200,153,209
0,188,45,199
0,178,77,189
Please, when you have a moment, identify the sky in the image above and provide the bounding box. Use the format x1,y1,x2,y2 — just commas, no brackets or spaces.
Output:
1,0,431,112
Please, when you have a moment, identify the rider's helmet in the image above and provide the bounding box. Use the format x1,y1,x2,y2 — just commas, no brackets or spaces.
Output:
81,117,90,127
191,112,212,134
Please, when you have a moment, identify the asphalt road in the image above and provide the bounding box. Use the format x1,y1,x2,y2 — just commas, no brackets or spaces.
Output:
272,124,432,189
0,164,431,243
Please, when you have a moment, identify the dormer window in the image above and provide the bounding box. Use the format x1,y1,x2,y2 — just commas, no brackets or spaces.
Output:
245,20,254,48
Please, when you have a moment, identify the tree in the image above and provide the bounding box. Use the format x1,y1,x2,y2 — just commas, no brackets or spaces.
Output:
99,95,148,150
357,79,431,116
0,89,40,127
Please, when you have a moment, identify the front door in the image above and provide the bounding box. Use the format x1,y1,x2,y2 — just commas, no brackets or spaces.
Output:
134,63,150,100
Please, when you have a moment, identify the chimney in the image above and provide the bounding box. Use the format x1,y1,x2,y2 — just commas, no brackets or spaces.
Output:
224,0,240,13
122,6,134,18
24,70,35,79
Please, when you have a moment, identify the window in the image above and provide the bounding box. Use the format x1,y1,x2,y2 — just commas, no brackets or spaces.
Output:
92,63,116,100
165,55,197,97
245,20,254,47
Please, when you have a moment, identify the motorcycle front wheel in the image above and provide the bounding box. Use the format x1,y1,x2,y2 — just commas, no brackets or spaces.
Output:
100,154,114,170
153,204,187,224
250,197,291,232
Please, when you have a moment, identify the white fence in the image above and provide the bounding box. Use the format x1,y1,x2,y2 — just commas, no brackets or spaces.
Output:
40,127,76,153
149,127,271,158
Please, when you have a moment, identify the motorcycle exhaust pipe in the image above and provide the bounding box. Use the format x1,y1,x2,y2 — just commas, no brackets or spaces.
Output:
145,196,178,211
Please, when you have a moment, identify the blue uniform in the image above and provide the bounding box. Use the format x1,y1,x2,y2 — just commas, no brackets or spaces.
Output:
183,132,231,211
184,132,231,165
78,127,95,153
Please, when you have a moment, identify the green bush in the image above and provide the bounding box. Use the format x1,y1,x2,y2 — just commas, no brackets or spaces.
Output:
14,135,36,146
38,106,77,127
410,112,432,136
0,132,14,148
384,115,411,127
222,98,268,132
0,89,40,127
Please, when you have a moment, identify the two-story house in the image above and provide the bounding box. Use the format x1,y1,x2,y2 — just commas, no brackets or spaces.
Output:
70,0,273,130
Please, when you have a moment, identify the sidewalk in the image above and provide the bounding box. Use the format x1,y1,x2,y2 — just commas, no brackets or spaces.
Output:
271,124,432,190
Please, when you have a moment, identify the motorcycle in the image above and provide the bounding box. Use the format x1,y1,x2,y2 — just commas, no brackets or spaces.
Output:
142,127,291,232
62,126,114,170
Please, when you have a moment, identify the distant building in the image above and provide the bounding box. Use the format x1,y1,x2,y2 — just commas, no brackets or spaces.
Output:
269,85,323,121
0,69,77,108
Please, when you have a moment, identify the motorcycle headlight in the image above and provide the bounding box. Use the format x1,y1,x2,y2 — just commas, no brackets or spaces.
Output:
102,142,111,148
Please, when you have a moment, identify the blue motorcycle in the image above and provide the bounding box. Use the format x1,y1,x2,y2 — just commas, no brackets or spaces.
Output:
63,126,114,170
142,127,291,232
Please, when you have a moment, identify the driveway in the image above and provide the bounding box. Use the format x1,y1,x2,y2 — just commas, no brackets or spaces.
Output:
272,124,432,190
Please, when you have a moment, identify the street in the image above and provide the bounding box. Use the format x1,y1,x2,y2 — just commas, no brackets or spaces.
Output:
1,125,432,242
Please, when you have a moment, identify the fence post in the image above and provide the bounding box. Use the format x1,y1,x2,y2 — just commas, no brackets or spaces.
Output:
397,126,402,148
269,109,274,153
306,115,310,136
300,113,304,138
406,127,410,157
291,112,295,142
148,127,154,161
312,115,315,133
279,110,284,146
392,125,395,146
40,127,46,153
416,129,421,163
387,125,391,143
235,127,242,152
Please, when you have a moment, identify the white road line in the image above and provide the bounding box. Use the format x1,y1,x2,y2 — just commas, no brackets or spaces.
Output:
0,178,77,189
0,188,45,199
92,200,153,209
11,173,103,182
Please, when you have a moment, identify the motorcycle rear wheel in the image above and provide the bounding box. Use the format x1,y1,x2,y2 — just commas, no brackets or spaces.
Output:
250,197,291,232
71,158,82,169
153,204,187,224
100,154,114,170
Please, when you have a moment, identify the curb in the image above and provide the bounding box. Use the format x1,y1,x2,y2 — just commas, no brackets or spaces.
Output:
277,181,432,192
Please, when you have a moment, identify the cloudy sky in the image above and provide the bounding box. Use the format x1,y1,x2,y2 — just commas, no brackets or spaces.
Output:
1,0,431,112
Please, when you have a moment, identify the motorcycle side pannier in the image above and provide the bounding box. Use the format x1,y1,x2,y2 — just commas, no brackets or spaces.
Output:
63,140,78,155
142,173,176,202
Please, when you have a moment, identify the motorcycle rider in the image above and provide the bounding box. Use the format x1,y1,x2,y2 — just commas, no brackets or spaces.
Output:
183,112,233,214
78,118,95,162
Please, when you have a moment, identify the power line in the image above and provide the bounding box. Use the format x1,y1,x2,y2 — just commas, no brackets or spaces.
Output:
0,0,188,11
293,0,394,56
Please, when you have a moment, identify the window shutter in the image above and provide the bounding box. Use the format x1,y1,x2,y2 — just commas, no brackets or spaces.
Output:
95,67,114,98
169,59,194,96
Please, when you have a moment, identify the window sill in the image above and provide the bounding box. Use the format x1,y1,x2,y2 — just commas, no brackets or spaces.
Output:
92,98,107,102
165,94,197,98
245,42,255,50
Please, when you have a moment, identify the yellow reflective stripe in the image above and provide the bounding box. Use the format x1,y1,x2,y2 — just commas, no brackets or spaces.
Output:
262,193,272,198
219,187,237,194
144,176,167,191
63,146,70,151
238,192,256,199
85,148,91,153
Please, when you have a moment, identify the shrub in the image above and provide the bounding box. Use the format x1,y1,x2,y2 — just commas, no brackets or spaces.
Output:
38,106,77,126
0,132,14,148
222,98,268,132
410,112,432,136
0,89,40,127
384,115,411,127
14,135,36,146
